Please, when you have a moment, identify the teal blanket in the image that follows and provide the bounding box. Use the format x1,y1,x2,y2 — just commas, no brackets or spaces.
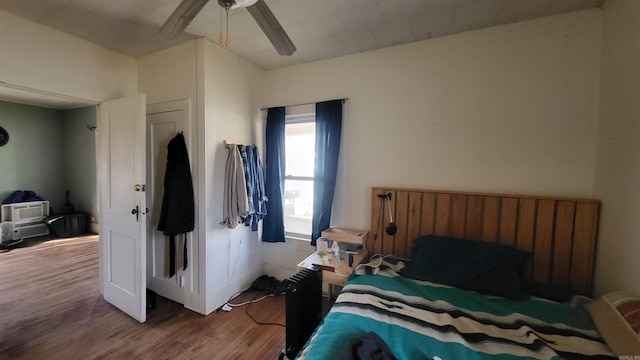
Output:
298,270,615,360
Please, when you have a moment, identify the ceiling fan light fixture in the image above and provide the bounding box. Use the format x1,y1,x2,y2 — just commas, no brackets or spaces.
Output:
217,0,256,10
233,0,258,9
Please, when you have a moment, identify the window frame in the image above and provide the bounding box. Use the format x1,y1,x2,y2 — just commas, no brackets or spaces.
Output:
283,113,315,239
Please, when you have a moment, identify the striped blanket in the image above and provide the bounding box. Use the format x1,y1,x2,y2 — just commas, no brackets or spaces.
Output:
298,270,615,360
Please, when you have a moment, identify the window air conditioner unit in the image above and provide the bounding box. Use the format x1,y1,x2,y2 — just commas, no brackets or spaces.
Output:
0,222,13,244
1,201,50,243
0,221,49,243
1,201,50,224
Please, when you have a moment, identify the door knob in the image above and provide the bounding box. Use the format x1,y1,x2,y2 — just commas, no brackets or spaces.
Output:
131,206,139,221
133,184,145,192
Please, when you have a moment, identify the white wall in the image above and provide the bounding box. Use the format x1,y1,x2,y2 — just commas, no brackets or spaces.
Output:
262,10,603,279
593,0,640,297
138,41,199,108
135,37,265,316
0,10,137,103
199,38,265,314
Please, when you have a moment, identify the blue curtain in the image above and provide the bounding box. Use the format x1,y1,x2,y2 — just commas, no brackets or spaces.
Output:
262,107,286,243
311,100,343,246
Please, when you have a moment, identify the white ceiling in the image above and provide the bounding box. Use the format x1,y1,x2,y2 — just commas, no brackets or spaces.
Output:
0,0,604,71
0,0,604,109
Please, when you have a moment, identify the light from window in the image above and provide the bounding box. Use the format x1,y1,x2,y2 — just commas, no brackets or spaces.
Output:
284,118,315,236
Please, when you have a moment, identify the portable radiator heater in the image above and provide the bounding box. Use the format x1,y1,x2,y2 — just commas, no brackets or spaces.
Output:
282,266,322,360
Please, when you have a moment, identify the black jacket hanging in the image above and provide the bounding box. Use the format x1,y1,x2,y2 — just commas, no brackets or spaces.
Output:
157,133,194,277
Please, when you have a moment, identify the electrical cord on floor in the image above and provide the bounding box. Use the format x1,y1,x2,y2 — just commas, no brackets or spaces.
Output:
227,292,278,307
220,228,245,311
0,239,23,252
245,284,285,328
224,279,285,327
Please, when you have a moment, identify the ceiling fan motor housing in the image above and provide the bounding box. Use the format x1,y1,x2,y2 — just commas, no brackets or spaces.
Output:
218,0,257,10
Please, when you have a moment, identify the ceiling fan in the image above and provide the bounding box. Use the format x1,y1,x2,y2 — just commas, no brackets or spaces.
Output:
159,0,296,56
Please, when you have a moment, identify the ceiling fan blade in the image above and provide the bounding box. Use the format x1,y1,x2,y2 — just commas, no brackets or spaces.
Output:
159,0,210,39
246,0,296,56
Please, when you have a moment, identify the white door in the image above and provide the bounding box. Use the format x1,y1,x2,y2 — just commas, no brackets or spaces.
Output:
98,94,147,323
146,101,189,304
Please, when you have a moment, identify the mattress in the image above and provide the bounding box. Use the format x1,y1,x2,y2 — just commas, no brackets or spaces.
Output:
297,269,615,359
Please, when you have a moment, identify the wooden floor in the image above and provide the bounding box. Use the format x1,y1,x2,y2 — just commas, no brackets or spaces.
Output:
0,235,286,359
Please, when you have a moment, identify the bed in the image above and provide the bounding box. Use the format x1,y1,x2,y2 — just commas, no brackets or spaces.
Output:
295,188,628,359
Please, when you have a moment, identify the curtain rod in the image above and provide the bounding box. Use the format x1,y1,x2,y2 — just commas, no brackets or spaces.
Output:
259,97,349,111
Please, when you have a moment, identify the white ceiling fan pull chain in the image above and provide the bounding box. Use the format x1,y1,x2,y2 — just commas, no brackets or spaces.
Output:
219,6,224,44
225,6,230,47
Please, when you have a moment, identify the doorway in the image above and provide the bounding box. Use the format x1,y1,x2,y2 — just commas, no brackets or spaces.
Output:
0,100,99,228
0,88,195,321
146,99,191,305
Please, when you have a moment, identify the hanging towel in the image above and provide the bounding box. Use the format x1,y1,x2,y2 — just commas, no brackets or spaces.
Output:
221,144,249,229
157,133,194,277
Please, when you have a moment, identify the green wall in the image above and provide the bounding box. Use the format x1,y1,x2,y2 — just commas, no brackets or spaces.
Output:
0,101,97,220
62,106,97,221
0,101,65,211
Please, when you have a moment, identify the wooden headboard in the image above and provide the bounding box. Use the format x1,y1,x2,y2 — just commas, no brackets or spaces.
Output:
369,187,600,296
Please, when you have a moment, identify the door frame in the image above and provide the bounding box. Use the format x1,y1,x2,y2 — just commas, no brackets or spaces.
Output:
146,99,194,304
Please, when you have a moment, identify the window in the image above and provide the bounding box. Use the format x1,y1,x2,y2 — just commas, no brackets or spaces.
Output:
263,100,342,244
283,114,315,236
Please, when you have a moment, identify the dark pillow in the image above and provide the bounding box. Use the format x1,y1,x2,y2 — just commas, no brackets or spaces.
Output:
456,266,529,300
401,235,530,299
524,282,573,303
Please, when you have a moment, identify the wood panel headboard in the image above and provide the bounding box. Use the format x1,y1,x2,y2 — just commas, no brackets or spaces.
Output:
369,187,600,296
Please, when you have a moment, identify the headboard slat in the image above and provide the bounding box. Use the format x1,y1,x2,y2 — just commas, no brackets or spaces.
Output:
552,201,576,287
500,198,518,247
434,194,450,235
482,196,500,242
571,201,599,295
533,200,555,285
369,187,600,296
465,195,484,240
395,191,410,256
450,194,467,239
420,193,436,237
406,192,422,252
